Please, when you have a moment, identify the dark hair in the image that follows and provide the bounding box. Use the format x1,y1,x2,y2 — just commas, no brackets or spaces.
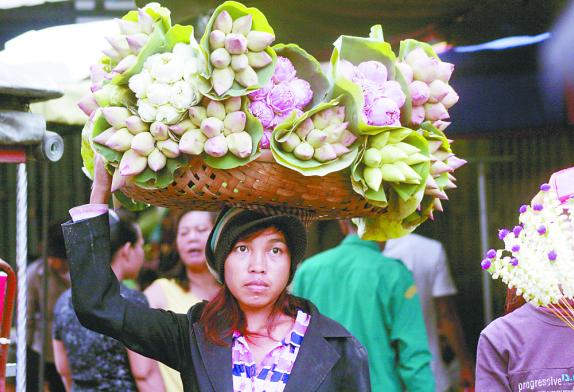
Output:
47,220,68,259
161,210,217,291
109,212,139,258
200,225,305,346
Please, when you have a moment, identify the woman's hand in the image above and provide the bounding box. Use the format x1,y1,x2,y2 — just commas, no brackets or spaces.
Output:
90,155,112,204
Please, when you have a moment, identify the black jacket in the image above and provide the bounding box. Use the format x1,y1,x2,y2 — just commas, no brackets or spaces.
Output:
62,213,371,392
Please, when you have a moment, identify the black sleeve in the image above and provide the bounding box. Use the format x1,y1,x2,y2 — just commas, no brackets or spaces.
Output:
62,213,190,371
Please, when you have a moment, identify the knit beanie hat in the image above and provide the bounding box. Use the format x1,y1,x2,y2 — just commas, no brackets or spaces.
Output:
205,207,307,284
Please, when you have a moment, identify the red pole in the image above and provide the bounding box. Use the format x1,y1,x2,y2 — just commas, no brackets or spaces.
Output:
0,260,17,392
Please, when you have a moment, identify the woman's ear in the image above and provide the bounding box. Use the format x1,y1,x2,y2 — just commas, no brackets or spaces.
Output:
119,242,132,262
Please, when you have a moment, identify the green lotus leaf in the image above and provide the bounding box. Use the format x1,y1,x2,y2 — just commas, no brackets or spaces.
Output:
199,1,277,100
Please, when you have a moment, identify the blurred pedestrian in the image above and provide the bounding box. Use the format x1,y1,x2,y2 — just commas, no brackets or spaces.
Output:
144,210,221,392
52,211,164,391
292,220,434,391
384,233,475,391
26,219,69,392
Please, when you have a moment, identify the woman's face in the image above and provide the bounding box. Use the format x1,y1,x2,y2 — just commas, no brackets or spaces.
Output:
176,211,214,270
224,227,291,312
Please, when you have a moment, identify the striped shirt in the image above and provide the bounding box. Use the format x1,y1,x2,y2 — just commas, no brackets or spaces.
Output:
231,310,310,392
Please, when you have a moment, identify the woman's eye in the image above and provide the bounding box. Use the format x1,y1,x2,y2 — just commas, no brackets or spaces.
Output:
237,245,248,253
271,247,282,255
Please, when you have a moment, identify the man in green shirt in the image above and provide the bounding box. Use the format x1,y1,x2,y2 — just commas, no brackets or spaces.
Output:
292,222,434,391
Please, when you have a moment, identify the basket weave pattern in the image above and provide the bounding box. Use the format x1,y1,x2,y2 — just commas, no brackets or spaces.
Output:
121,153,384,221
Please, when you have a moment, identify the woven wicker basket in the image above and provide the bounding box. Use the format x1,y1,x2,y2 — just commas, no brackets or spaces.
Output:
121,151,384,222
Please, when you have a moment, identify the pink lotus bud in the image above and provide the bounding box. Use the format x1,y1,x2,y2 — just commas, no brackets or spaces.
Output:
272,57,296,83
212,67,235,96
433,150,453,162
312,109,336,130
364,167,383,191
126,34,150,53
395,161,422,184
426,175,439,190
382,81,406,108
157,139,180,158
428,140,443,154
224,111,247,133
110,168,128,192
306,129,327,148
137,100,158,123
78,94,99,117
246,31,275,52
436,62,454,83
290,79,313,109
396,62,413,84
93,127,116,145
214,11,233,34
188,106,207,127
357,61,388,83
444,179,457,190
225,97,242,113
409,81,430,106
366,97,401,126
113,55,137,74
106,128,134,152
207,100,226,120
227,131,253,158
147,148,167,172
247,51,272,69
295,118,314,140
156,105,182,125
209,30,226,50
119,150,147,176
280,133,301,153
102,47,122,62
101,107,131,128
380,145,408,164
211,48,231,69
410,105,426,126
201,117,224,138
169,119,194,136
405,48,429,67
340,130,358,147
231,54,249,71
131,132,155,156
431,160,453,175
259,130,272,149
235,66,258,88
447,156,467,171
313,144,337,162
412,57,438,84
324,122,347,144
336,106,346,123
433,198,444,213
116,19,141,35
138,8,154,34
232,14,252,35
179,129,206,155
105,35,130,57
331,143,350,157
404,152,430,165
204,134,229,157
125,115,149,135
428,80,449,103
90,64,108,85
225,33,248,55
441,85,459,109
293,142,314,161
433,120,451,131
425,187,448,198
150,121,169,141
424,102,449,121
337,59,356,80
249,100,274,128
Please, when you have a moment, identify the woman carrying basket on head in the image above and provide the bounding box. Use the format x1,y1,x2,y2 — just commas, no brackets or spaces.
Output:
61,156,371,392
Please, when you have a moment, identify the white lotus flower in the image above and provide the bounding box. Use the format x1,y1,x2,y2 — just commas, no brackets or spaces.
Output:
129,70,153,99
150,53,185,83
170,81,199,111
137,99,157,123
146,82,171,106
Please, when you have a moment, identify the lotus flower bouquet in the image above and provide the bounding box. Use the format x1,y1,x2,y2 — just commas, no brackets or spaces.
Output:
77,0,465,241
482,173,574,329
